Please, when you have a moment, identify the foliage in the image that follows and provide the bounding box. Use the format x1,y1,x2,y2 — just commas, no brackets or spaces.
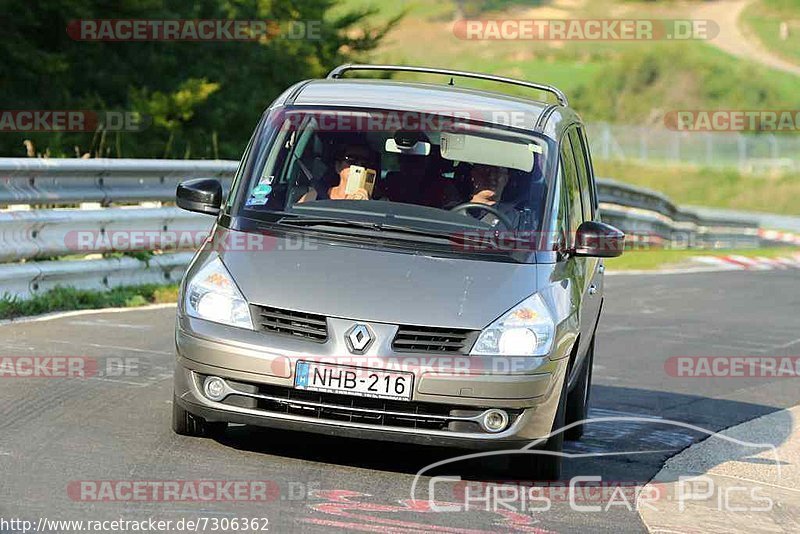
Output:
0,284,179,320
571,43,800,125
0,0,400,158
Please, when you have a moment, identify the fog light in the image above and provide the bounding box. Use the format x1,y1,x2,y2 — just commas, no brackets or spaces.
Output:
481,409,509,433
203,376,227,401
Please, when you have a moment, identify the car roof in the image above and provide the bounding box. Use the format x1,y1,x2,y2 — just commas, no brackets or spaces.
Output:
280,79,580,138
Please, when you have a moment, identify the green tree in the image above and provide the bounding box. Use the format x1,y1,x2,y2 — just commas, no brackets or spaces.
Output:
0,0,399,158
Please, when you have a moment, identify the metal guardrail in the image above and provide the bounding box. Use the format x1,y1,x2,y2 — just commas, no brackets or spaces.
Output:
595,178,763,249
0,207,210,262
597,177,679,219
0,158,793,300
2,252,194,299
0,158,236,206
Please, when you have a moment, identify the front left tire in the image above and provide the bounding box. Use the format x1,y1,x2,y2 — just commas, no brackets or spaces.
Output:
564,335,595,441
508,366,569,481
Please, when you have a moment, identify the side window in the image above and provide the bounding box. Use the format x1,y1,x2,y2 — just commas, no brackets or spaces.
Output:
569,129,594,222
281,123,316,186
553,164,567,250
226,132,256,209
578,127,598,211
559,134,582,247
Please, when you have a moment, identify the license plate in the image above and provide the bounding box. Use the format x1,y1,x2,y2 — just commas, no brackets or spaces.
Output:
294,361,413,401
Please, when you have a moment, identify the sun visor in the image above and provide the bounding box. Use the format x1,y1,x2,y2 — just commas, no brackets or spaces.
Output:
440,132,538,172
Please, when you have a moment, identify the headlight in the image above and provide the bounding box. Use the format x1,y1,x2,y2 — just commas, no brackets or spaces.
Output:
471,293,554,356
184,255,253,329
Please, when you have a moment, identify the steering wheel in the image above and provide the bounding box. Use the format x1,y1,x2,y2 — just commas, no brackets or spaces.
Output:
450,202,514,229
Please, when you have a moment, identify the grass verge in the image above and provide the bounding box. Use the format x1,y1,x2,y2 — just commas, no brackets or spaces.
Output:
341,0,800,124
742,0,800,66
594,160,800,216
605,247,800,271
0,284,179,321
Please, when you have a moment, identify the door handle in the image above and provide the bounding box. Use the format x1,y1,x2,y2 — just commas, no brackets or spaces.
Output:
588,284,597,296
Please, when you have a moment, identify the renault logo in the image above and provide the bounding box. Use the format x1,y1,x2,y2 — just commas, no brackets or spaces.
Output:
345,323,373,354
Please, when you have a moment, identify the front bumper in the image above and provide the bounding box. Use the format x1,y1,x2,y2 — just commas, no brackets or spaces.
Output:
174,314,571,450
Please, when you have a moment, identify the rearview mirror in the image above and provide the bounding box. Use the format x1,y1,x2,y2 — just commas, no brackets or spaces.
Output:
385,138,431,155
574,221,625,258
176,179,223,215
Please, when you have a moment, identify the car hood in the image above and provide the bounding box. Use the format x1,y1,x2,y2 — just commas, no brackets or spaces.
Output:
217,228,538,329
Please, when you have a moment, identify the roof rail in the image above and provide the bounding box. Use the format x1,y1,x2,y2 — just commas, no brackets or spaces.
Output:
326,64,569,106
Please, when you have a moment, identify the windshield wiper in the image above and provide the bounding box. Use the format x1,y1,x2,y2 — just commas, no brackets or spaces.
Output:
275,216,509,251
276,216,384,232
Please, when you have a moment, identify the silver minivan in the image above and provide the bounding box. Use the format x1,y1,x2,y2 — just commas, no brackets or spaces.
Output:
172,65,624,479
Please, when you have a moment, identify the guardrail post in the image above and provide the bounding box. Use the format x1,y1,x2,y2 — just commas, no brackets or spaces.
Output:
737,134,747,170
601,123,611,160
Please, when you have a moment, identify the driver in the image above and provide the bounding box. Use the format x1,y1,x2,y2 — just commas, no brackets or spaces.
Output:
466,164,517,227
298,144,374,202
469,164,508,205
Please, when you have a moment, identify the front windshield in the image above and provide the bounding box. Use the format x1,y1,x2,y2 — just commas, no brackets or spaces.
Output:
235,108,552,244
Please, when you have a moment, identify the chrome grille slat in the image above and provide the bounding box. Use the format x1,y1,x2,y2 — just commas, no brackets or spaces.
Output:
253,305,328,342
259,310,327,326
258,319,327,337
395,329,467,338
393,340,465,348
392,325,475,354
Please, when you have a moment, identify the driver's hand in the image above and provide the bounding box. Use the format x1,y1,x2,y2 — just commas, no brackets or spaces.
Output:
470,190,496,205
346,188,370,200
297,187,318,204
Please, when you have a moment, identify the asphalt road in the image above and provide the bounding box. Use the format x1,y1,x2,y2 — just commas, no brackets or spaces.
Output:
1,269,799,533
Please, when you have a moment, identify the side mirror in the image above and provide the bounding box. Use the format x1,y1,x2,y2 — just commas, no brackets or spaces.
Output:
176,179,223,215
574,221,625,258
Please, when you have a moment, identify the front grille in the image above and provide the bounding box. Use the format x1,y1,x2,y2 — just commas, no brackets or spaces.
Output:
250,305,476,353
392,325,476,354
253,305,328,342
212,379,521,433
256,383,458,430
